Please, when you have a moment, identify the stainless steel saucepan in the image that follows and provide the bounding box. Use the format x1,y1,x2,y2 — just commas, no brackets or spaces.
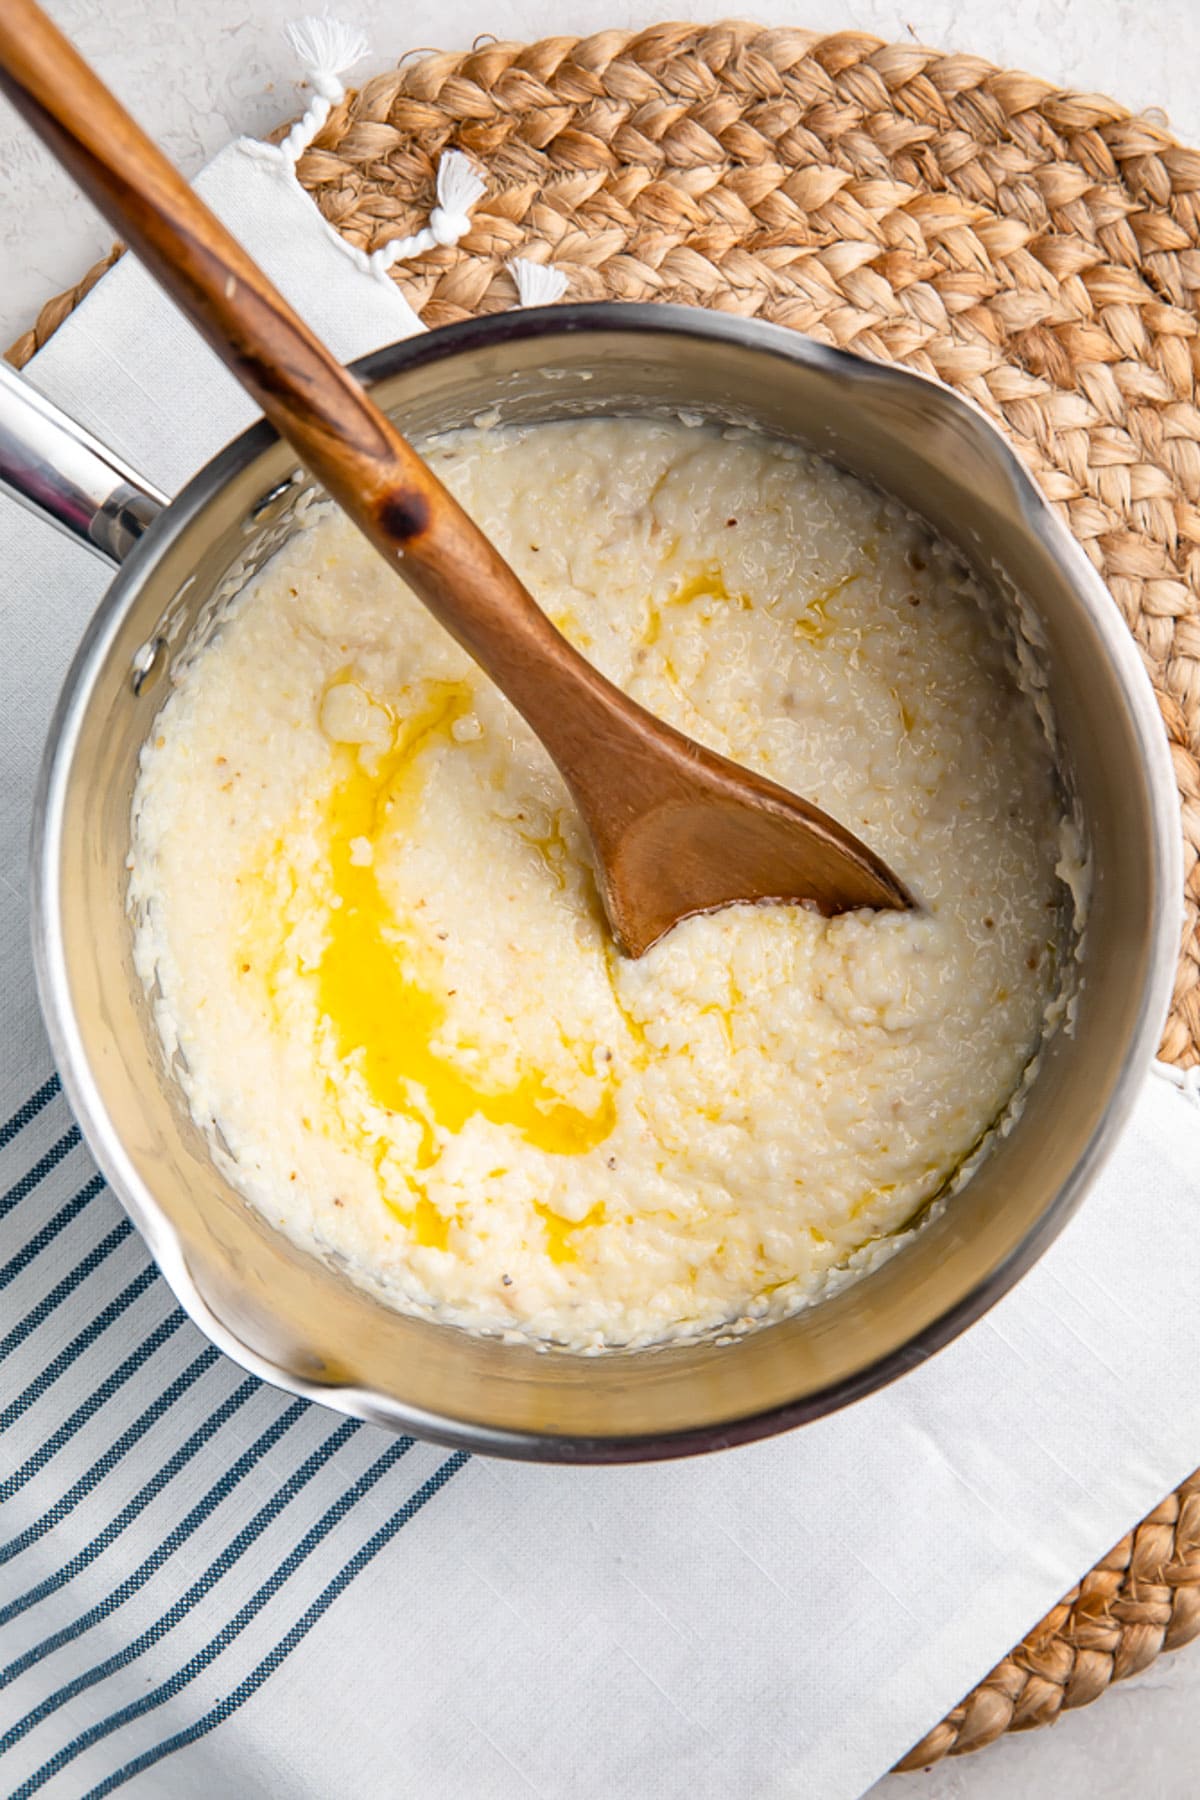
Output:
0,304,1182,1461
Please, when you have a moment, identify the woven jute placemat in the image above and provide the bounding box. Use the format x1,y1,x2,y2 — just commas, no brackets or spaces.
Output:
8,19,1200,1769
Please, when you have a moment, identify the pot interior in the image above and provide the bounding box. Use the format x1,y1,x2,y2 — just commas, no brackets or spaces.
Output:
36,309,1176,1459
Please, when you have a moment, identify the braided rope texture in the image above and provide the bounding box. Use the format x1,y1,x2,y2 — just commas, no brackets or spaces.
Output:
294,19,1200,1070
7,21,1200,1765
898,1471,1200,1766
8,243,122,366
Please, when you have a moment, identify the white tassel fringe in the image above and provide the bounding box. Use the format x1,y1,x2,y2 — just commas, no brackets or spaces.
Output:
508,258,568,307
430,153,487,247
247,16,371,167
360,152,485,277
285,16,369,100
244,19,570,306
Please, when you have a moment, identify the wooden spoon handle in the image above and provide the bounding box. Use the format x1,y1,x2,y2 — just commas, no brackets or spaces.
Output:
0,0,630,762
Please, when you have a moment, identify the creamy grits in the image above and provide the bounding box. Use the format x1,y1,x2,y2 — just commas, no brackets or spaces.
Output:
129,418,1075,1350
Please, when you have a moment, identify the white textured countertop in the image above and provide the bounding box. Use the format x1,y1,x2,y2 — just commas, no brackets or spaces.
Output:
3,2,1200,1794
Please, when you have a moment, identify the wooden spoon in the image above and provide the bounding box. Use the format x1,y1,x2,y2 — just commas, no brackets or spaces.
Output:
0,0,912,955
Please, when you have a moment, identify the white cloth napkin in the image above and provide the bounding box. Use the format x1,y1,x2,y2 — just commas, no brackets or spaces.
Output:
3,133,1200,1800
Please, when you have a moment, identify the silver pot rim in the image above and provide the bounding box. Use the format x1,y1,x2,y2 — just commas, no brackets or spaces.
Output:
28,302,1184,1460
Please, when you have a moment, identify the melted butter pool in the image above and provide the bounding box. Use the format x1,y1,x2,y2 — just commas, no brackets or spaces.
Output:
314,680,615,1247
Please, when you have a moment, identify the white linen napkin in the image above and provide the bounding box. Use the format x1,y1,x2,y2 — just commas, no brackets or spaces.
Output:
2,125,1200,1800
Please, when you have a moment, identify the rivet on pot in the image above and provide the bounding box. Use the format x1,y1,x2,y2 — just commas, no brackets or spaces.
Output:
130,635,166,696
250,472,299,520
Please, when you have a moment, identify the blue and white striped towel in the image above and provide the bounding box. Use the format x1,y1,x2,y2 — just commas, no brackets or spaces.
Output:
3,130,1200,1800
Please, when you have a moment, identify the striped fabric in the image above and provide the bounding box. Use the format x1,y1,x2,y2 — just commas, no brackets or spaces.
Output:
0,140,458,1797
0,1069,466,1797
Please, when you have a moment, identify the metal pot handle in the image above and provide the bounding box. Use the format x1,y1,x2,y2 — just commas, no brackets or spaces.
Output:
0,359,167,565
